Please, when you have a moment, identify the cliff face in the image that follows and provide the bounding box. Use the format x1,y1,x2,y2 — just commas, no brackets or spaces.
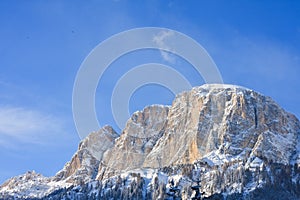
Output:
1,84,300,200
54,125,119,184
145,85,299,167
96,84,299,180
97,105,169,179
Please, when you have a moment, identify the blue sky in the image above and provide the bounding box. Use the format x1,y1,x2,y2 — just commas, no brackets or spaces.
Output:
0,1,300,183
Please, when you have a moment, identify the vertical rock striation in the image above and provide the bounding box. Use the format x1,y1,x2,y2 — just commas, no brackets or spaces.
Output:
1,84,300,199
54,125,119,184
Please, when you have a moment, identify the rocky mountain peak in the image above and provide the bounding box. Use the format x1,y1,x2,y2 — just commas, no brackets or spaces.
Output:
1,84,300,200
144,84,300,167
124,104,169,138
94,84,300,180
54,125,118,184
97,105,169,179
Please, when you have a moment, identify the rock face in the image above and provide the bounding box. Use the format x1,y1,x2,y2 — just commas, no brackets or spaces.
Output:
143,84,300,167
97,105,169,179
1,84,300,200
54,125,119,184
97,84,300,179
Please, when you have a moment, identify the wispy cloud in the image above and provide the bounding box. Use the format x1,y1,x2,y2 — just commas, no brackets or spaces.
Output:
153,30,176,63
0,106,66,148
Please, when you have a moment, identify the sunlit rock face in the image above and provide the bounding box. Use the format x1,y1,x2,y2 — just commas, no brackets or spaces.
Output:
145,84,299,167
97,84,300,179
1,84,300,200
54,125,119,184
97,105,169,180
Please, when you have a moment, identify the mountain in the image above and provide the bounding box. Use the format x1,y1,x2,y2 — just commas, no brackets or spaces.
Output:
54,125,119,184
1,84,300,200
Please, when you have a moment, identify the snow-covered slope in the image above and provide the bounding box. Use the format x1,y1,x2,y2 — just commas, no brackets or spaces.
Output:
1,84,300,200
0,171,72,199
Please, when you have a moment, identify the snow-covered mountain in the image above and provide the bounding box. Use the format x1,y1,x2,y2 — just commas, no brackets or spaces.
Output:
1,84,300,200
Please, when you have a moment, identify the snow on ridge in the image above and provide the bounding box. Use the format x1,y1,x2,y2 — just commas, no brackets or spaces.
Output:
0,171,72,199
200,83,251,90
2,83,300,199
130,104,170,116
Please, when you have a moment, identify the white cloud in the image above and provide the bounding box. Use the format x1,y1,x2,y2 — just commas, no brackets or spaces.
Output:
0,106,66,147
153,30,176,63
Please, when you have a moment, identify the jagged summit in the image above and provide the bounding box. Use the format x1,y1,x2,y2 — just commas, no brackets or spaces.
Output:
54,125,119,184
1,84,300,200
199,83,250,90
181,83,252,94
